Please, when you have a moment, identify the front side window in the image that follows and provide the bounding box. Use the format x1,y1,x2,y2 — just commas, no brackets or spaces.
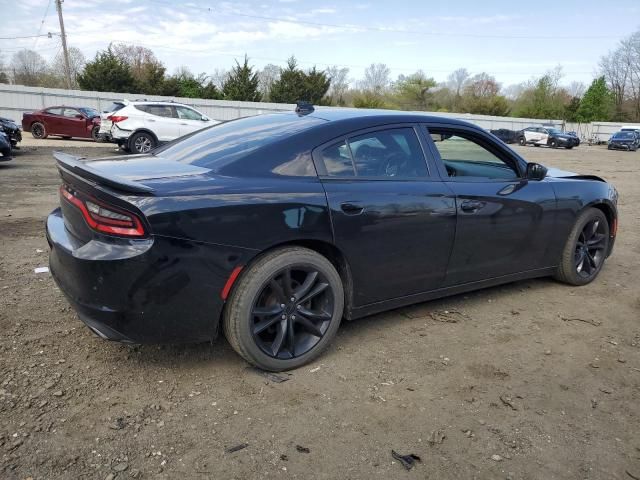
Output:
321,127,428,178
62,108,79,118
429,129,519,180
176,106,203,121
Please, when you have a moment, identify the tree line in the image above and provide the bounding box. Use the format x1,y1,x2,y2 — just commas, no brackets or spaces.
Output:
3,29,640,122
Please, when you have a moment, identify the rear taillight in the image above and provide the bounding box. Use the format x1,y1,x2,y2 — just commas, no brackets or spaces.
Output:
107,115,128,123
60,185,146,238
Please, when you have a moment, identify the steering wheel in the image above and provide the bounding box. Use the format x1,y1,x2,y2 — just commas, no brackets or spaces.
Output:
378,152,407,177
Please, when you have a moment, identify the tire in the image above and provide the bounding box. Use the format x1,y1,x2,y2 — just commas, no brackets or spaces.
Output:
129,131,157,154
607,144,612,150
554,208,610,286
550,139,558,148
91,126,100,142
566,145,573,150
31,122,47,139
518,137,526,146
223,247,344,371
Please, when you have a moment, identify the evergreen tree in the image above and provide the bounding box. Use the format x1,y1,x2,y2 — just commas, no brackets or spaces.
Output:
302,66,331,104
576,76,613,122
269,57,331,104
78,48,136,93
222,56,261,101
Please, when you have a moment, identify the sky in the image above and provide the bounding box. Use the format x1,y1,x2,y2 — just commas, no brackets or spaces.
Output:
1,0,639,89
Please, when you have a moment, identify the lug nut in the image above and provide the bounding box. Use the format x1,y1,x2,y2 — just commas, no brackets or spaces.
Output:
281,314,286,320
290,297,295,302
280,304,286,308
291,315,296,320
297,305,302,310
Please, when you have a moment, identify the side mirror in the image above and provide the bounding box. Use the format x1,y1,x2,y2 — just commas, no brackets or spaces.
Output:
75,114,84,119
201,115,210,121
526,162,548,181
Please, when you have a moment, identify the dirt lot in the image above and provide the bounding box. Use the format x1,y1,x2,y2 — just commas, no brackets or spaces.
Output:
0,143,639,480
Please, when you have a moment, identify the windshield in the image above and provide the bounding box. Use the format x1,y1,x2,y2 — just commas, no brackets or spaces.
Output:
105,102,125,114
614,131,634,139
79,107,99,118
154,113,324,170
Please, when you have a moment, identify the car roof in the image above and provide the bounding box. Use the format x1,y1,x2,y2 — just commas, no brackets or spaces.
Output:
306,107,477,127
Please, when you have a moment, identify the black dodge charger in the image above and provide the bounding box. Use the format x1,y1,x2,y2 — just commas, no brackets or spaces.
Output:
47,108,618,371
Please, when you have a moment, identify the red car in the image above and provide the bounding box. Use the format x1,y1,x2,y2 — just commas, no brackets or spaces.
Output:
22,106,101,141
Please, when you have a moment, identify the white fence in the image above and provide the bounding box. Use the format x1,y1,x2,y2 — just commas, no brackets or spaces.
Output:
0,84,634,142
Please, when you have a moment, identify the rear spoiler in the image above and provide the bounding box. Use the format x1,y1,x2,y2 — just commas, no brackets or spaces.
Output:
53,151,154,194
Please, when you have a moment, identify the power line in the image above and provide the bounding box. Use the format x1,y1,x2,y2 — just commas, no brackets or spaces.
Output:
33,0,54,50
146,0,624,40
0,33,58,40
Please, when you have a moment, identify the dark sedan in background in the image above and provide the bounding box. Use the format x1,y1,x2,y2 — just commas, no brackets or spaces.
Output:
46,108,618,371
608,131,639,151
0,116,22,149
22,106,101,141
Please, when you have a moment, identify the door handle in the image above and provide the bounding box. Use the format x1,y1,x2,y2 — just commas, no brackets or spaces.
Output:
147,119,156,122
180,123,188,125
460,200,484,213
340,202,364,215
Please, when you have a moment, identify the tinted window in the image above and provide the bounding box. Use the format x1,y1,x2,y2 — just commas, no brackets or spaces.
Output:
137,104,175,118
79,107,99,117
44,108,62,115
154,113,325,171
62,108,79,118
322,141,354,176
430,130,518,180
348,128,427,178
176,106,203,121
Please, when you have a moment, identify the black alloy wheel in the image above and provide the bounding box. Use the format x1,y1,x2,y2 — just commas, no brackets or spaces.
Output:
574,218,608,279
223,247,344,371
31,122,46,139
518,137,526,146
550,139,558,148
555,208,610,286
251,267,333,359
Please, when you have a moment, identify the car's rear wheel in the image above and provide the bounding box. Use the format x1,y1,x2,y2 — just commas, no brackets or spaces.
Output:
550,139,558,148
31,122,47,139
554,208,610,286
223,247,344,371
129,132,156,154
518,137,526,146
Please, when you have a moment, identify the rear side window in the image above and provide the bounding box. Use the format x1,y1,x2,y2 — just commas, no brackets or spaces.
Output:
320,127,428,178
136,104,175,118
44,108,62,115
154,113,325,173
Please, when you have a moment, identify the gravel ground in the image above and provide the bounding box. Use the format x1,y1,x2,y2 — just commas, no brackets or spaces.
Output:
0,144,639,480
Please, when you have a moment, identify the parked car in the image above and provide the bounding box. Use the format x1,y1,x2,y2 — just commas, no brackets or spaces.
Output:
0,116,22,149
0,131,12,161
566,131,581,146
22,106,101,140
619,126,640,148
47,107,618,371
489,128,518,144
517,126,578,149
608,131,638,151
97,100,218,154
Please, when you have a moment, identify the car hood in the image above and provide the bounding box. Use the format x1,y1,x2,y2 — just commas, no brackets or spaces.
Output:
611,138,633,142
545,166,605,182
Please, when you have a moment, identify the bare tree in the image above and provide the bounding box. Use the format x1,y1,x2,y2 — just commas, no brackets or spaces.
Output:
11,49,47,86
0,51,8,83
567,81,586,98
51,46,85,88
447,68,470,97
257,64,279,100
464,72,500,97
326,66,349,105
359,63,390,94
211,67,229,90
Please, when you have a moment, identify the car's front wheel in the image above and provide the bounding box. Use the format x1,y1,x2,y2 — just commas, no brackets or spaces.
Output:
554,208,610,286
129,132,157,154
518,137,526,146
223,247,344,371
550,139,558,148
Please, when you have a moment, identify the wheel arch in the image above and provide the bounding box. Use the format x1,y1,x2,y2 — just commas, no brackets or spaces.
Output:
225,239,355,320
585,200,616,233
130,128,159,142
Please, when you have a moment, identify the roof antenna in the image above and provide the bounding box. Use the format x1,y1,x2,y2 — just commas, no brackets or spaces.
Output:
295,101,314,115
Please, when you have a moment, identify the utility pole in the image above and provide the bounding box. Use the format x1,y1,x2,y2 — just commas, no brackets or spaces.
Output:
55,0,72,89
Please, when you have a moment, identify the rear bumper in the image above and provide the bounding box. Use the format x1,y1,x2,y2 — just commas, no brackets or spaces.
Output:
46,208,244,344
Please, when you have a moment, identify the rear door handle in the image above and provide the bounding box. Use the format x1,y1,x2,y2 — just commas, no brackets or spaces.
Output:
460,200,484,213
180,123,188,125
147,119,156,122
340,202,364,215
